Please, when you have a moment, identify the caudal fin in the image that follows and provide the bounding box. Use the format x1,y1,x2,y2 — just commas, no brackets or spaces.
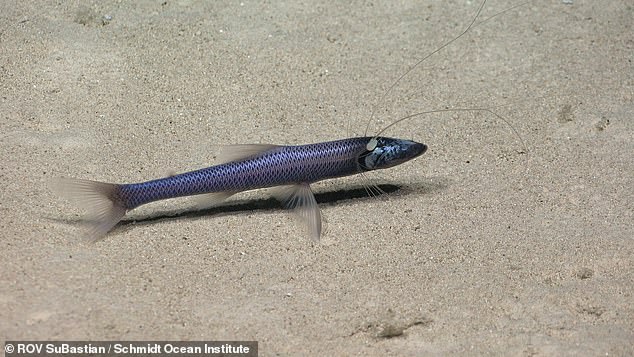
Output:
51,178,127,241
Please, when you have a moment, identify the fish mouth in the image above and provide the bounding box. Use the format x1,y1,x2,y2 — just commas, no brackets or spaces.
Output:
385,140,427,167
412,142,427,157
402,140,427,159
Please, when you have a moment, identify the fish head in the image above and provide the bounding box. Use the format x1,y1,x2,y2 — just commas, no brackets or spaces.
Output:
359,137,427,171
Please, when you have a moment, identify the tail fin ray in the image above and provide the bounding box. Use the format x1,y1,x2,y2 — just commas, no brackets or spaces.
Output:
52,178,126,241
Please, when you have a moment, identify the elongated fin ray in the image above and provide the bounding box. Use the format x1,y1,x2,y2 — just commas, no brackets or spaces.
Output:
365,0,531,136
51,178,126,241
375,107,528,153
216,144,280,164
271,184,322,241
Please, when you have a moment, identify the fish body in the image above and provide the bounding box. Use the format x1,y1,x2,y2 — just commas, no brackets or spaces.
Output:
54,136,427,240
123,137,371,209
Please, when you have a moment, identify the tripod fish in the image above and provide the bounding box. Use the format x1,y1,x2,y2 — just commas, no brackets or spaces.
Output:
52,0,527,241
53,137,427,241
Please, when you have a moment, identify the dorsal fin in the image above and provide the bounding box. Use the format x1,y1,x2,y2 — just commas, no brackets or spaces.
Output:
215,144,280,164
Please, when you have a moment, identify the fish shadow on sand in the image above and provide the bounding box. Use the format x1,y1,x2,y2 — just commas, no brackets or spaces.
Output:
48,178,449,236
117,178,449,230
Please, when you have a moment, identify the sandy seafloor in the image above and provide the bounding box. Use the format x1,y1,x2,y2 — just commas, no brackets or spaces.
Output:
1,0,633,355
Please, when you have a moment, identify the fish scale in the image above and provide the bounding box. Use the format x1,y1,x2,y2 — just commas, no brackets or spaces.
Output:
118,137,372,209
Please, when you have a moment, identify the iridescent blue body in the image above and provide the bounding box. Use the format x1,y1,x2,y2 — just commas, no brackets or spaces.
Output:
120,137,371,209
53,136,426,240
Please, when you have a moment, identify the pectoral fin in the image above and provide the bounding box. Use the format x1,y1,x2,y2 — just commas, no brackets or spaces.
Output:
271,184,322,241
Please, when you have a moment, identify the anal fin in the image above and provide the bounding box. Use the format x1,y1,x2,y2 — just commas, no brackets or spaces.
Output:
194,191,238,210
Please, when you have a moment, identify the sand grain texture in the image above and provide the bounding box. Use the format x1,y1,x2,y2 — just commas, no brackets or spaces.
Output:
1,0,632,355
